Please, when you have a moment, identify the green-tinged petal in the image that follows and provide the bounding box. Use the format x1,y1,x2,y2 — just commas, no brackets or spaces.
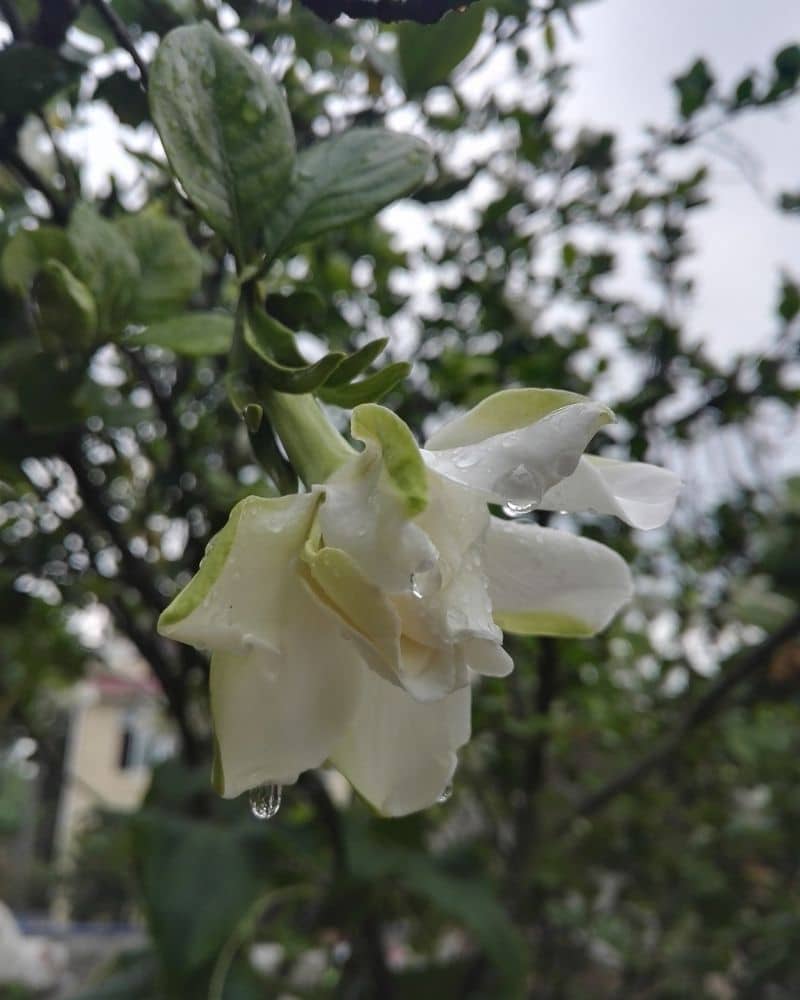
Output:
320,415,435,593
540,455,681,529
210,578,363,798
158,493,319,652
351,403,428,516
424,388,605,449
331,664,471,817
303,544,402,683
423,390,614,508
484,518,633,637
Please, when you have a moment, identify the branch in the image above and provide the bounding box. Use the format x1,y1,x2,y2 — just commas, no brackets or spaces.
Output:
299,0,481,24
0,0,24,38
568,610,800,823
1,145,69,223
87,0,149,87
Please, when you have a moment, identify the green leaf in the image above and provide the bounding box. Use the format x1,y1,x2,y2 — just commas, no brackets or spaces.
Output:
1,226,80,296
150,24,296,261
319,361,411,407
0,45,82,117
347,823,526,997
117,210,204,323
32,260,97,351
264,128,431,258
126,312,234,356
68,205,140,333
674,58,714,118
131,811,270,991
396,4,485,97
325,337,388,386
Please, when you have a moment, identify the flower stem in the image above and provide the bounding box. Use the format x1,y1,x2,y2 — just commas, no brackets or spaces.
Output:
262,390,355,486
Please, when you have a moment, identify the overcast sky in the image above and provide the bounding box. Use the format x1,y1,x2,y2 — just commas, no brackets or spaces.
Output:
561,0,799,364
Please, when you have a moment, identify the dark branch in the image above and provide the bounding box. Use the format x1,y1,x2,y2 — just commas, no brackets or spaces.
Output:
87,0,149,87
1,146,69,224
568,609,800,823
299,0,480,24
0,0,24,38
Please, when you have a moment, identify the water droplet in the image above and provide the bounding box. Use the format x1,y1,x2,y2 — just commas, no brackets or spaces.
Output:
410,574,423,599
249,783,282,820
452,448,479,470
437,784,453,804
503,501,536,517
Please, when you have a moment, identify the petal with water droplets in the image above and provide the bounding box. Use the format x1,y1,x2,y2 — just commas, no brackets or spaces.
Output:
423,390,613,508
539,455,681,529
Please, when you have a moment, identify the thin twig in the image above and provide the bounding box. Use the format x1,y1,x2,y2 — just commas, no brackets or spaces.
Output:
2,147,69,223
87,0,149,87
567,609,800,824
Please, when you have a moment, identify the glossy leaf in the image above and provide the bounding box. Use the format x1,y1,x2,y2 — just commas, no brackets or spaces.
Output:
264,128,431,258
150,24,296,261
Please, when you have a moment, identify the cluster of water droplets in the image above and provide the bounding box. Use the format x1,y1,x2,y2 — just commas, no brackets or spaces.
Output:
249,783,282,820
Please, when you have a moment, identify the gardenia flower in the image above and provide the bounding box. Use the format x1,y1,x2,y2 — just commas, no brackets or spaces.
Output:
158,389,680,816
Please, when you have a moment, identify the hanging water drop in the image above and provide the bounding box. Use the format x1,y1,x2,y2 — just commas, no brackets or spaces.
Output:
437,784,453,804
249,783,282,820
410,574,423,599
502,500,536,517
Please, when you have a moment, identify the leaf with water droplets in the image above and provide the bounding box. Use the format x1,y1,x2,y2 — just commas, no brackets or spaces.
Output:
150,24,296,262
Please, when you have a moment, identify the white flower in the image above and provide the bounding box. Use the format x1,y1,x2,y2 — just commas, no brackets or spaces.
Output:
159,389,680,816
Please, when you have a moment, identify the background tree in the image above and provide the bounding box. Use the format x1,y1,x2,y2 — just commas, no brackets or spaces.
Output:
0,1,798,997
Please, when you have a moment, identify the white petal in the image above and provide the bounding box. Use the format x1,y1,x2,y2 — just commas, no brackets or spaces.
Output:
210,578,363,798
159,493,319,653
422,402,612,508
461,637,514,677
540,455,681,529
331,665,471,817
484,518,634,637
321,455,435,594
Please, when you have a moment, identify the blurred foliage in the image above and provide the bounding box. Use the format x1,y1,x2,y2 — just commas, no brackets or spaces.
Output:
0,0,799,997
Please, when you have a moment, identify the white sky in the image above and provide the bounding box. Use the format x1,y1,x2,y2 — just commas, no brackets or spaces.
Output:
561,0,799,363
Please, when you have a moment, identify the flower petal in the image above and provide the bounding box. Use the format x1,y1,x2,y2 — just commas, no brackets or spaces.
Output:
423,389,613,508
210,577,363,798
484,518,633,637
158,493,319,653
539,455,681,529
331,665,471,817
320,406,435,593
303,543,402,685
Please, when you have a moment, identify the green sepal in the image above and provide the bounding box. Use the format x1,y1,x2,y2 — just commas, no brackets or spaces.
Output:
245,306,346,394
319,362,411,407
325,337,389,387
